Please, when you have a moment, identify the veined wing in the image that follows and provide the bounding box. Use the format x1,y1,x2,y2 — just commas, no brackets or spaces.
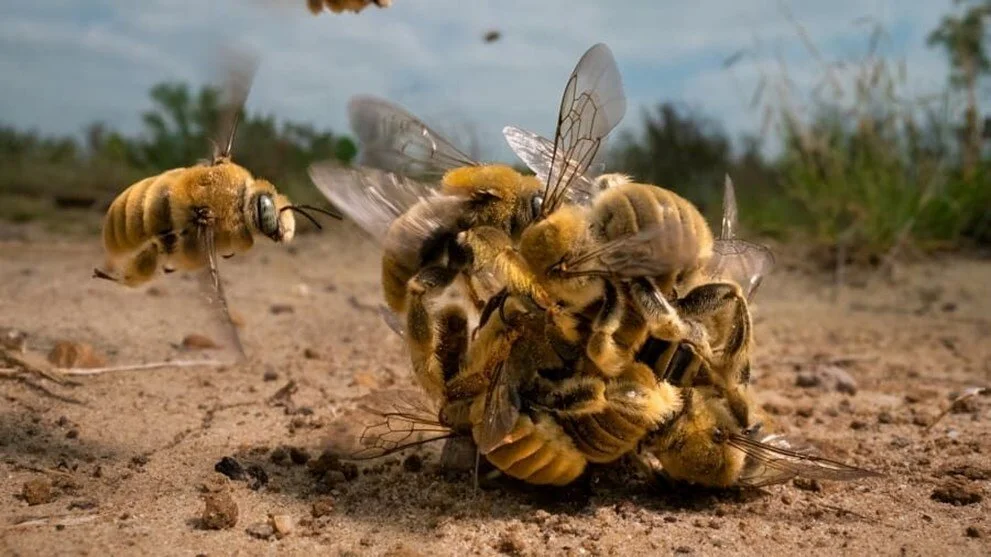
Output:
349,95,478,181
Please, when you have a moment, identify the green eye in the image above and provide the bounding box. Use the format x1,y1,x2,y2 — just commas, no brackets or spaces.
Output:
256,194,279,237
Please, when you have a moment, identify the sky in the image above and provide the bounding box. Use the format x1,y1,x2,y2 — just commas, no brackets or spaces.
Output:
0,0,969,162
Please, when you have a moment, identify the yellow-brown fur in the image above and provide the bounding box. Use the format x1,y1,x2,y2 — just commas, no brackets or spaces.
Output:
646,385,756,487
100,162,295,286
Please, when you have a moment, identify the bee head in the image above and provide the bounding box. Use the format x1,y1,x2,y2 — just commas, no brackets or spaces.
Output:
247,179,340,242
519,205,586,277
248,183,295,242
442,165,542,231
651,387,751,487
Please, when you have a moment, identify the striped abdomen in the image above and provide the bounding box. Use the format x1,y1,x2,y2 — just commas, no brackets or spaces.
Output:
102,168,188,259
475,410,587,486
590,182,714,290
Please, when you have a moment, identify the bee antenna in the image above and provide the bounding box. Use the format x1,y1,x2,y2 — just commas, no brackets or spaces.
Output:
281,205,342,231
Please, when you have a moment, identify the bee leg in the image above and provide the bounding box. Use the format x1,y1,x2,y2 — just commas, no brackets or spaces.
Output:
92,268,118,282
586,281,635,377
458,226,553,309
521,374,608,417
460,271,487,311
112,244,161,287
676,282,752,385
406,285,468,402
407,265,460,298
627,278,715,363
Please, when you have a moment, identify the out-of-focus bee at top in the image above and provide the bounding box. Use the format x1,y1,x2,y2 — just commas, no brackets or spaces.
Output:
306,0,392,15
95,47,340,360
483,30,502,43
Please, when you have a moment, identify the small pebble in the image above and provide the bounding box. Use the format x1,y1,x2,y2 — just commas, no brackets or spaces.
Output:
263,369,279,382
246,521,275,539
289,447,311,465
47,341,106,368
311,497,335,518
22,478,55,506
270,514,293,538
270,304,294,315
181,334,219,350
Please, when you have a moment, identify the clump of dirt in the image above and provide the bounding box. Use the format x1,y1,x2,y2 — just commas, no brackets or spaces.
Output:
931,478,984,506
201,491,238,530
21,478,55,506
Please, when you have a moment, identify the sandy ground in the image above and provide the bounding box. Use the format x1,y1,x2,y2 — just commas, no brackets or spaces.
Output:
1,222,989,557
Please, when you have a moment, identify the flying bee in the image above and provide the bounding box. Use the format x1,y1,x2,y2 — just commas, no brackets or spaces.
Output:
95,50,339,357
305,0,392,15
309,43,626,401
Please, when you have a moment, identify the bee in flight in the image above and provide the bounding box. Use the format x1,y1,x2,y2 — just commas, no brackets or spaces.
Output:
309,43,625,401
95,49,339,358
305,0,392,14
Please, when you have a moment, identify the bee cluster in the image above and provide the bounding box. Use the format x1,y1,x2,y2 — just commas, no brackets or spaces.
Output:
92,40,875,492
309,43,878,489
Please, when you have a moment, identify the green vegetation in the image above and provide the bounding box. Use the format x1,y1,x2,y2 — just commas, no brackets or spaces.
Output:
608,4,991,261
0,81,356,227
1,2,988,261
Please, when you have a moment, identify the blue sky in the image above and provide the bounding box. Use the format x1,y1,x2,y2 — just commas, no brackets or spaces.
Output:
0,0,965,162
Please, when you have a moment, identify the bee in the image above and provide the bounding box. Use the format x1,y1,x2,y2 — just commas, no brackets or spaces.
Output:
635,179,878,488
309,43,626,401
95,50,339,357
306,0,392,15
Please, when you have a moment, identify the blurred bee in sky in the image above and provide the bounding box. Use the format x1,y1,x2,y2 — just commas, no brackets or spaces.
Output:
95,49,339,358
306,0,392,15
309,43,626,400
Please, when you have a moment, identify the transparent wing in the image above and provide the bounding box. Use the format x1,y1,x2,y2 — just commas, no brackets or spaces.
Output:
705,175,775,300
540,43,627,215
379,304,404,338
195,225,246,362
555,223,702,279
503,126,604,207
308,161,463,244
475,361,521,455
729,434,880,488
348,95,478,180
212,46,259,161
326,389,459,461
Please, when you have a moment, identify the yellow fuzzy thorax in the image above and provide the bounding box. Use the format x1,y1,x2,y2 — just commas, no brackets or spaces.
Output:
441,164,541,202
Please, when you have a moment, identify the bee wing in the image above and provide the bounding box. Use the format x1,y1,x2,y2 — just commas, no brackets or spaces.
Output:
212,46,259,160
193,224,246,362
348,95,479,181
707,240,775,300
705,175,775,300
540,43,627,215
502,126,603,206
308,161,466,244
328,388,458,461
557,222,700,279
475,361,522,455
378,304,404,338
728,434,881,488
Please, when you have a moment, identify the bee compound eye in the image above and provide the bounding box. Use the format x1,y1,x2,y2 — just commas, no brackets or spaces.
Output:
255,194,279,237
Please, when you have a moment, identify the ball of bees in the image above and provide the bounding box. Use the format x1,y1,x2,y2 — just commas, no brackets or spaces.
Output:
320,42,878,492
